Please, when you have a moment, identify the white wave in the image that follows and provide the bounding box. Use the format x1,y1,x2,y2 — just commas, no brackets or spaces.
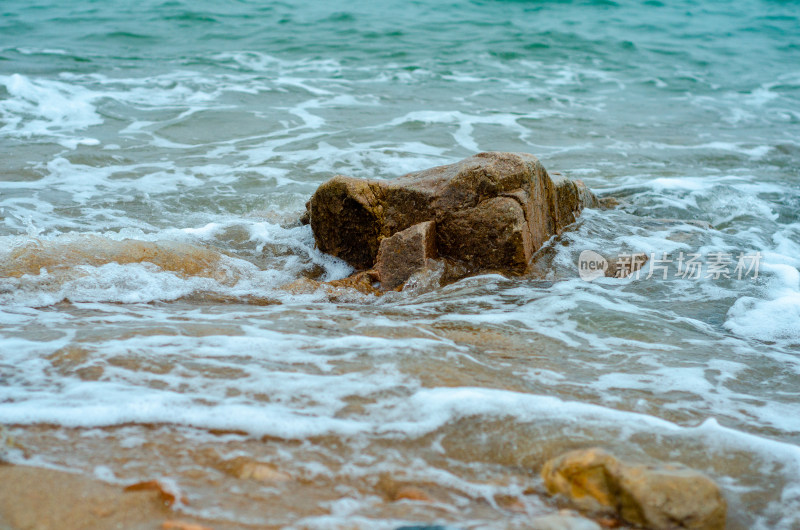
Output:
0,73,102,138
725,262,800,345
384,110,545,152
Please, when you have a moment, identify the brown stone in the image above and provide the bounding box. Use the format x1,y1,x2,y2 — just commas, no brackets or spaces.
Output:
307,152,598,277
221,457,291,483
1,236,228,282
376,474,444,504
392,486,433,503
598,197,622,210
326,270,381,296
279,272,382,299
618,463,726,530
541,448,727,530
279,277,323,295
124,480,185,508
375,221,437,290
494,494,527,513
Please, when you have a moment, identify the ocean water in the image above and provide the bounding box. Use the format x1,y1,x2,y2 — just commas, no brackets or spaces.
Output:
1,0,800,528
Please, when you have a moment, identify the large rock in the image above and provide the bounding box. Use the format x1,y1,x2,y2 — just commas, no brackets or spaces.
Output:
307,152,597,280
541,448,727,530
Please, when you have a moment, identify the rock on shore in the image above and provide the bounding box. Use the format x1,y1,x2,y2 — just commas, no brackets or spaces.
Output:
541,448,727,530
306,152,597,290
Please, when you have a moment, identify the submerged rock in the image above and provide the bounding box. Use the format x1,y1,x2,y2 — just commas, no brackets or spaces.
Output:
391,485,434,503
307,152,597,290
0,235,233,282
220,457,292,483
280,272,381,299
541,448,727,530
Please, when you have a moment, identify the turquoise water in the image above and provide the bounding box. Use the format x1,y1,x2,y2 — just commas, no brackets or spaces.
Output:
2,1,800,528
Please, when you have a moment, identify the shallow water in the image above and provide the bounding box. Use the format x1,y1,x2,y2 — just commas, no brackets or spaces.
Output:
1,0,800,528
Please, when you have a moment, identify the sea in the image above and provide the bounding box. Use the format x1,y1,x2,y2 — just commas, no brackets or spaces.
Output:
1,0,799,528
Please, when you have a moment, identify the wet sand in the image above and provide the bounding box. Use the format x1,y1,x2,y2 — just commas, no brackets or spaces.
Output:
0,464,243,530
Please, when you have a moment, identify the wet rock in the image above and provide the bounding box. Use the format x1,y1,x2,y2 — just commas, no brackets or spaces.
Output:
1,235,230,282
307,152,598,284
377,474,445,505
392,486,433,503
494,493,527,513
376,221,437,290
124,480,186,508
541,448,726,530
221,457,291,483
299,207,310,225
598,197,623,210
280,277,323,294
327,270,382,296
280,272,381,298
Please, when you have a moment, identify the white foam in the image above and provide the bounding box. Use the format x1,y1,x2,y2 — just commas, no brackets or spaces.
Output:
0,218,354,307
0,259,263,307
725,262,800,345
638,140,772,159
211,51,343,74
0,73,102,138
384,110,541,153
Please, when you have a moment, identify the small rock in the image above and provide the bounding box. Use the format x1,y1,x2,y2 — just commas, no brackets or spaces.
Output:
378,474,442,504
221,457,291,483
598,197,623,210
393,486,433,503
494,493,527,513
618,463,726,530
280,277,323,295
541,448,727,530
326,269,381,296
299,206,310,225
280,273,381,298
124,480,185,507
